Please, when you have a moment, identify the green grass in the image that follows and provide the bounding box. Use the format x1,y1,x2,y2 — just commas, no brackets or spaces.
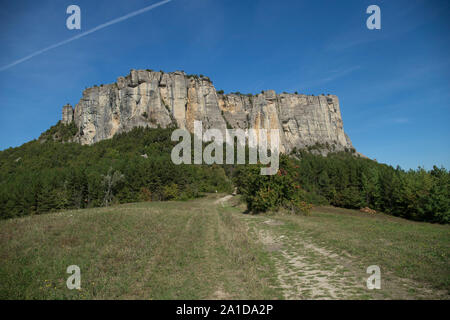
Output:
1,195,449,299
0,194,281,300
293,206,449,293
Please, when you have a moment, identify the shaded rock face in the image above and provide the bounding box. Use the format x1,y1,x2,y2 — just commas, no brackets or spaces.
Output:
65,69,354,153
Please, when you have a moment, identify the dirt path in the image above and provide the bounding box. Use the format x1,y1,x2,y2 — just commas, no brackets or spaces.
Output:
255,220,368,299
206,195,446,300
213,198,370,299
233,213,446,300
213,197,366,299
214,195,234,205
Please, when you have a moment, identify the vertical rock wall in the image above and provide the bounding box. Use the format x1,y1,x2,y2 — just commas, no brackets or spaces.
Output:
65,69,354,153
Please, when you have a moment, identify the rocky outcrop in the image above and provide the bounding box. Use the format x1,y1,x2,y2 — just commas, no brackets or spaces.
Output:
62,104,74,124
63,69,354,153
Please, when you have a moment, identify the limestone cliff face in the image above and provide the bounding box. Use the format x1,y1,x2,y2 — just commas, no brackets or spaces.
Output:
64,69,354,153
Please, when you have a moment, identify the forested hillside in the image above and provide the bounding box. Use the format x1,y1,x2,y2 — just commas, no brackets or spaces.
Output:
0,122,448,223
0,123,232,219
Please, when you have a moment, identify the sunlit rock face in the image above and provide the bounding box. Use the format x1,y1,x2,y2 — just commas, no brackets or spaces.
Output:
65,69,354,153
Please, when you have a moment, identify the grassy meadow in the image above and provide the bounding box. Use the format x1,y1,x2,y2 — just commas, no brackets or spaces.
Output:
0,194,448,299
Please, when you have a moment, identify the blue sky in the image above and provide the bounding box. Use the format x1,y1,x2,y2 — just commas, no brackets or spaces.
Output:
0,0,449,170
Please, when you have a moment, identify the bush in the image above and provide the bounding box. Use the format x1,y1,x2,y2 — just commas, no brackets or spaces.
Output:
162,183,179,200
233,156,313,214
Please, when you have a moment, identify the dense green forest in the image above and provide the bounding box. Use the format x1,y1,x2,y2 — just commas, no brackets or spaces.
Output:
0,123,448,223
233,151,449,224
0,123,232,219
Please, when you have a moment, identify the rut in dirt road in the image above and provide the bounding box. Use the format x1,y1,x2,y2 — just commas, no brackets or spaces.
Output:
256,223,368,299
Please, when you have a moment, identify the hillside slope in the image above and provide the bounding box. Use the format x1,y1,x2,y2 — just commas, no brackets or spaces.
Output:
0,126,232,219
1,194,448,299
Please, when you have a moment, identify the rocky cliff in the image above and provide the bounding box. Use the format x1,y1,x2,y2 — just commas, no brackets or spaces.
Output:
62,69,354,153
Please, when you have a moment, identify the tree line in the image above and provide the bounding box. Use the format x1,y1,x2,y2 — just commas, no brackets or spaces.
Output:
233,151,449,224
0,123,232,219
0,123,448,223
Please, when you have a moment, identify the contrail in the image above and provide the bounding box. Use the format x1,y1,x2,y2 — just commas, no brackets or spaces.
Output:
0,0,172,72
